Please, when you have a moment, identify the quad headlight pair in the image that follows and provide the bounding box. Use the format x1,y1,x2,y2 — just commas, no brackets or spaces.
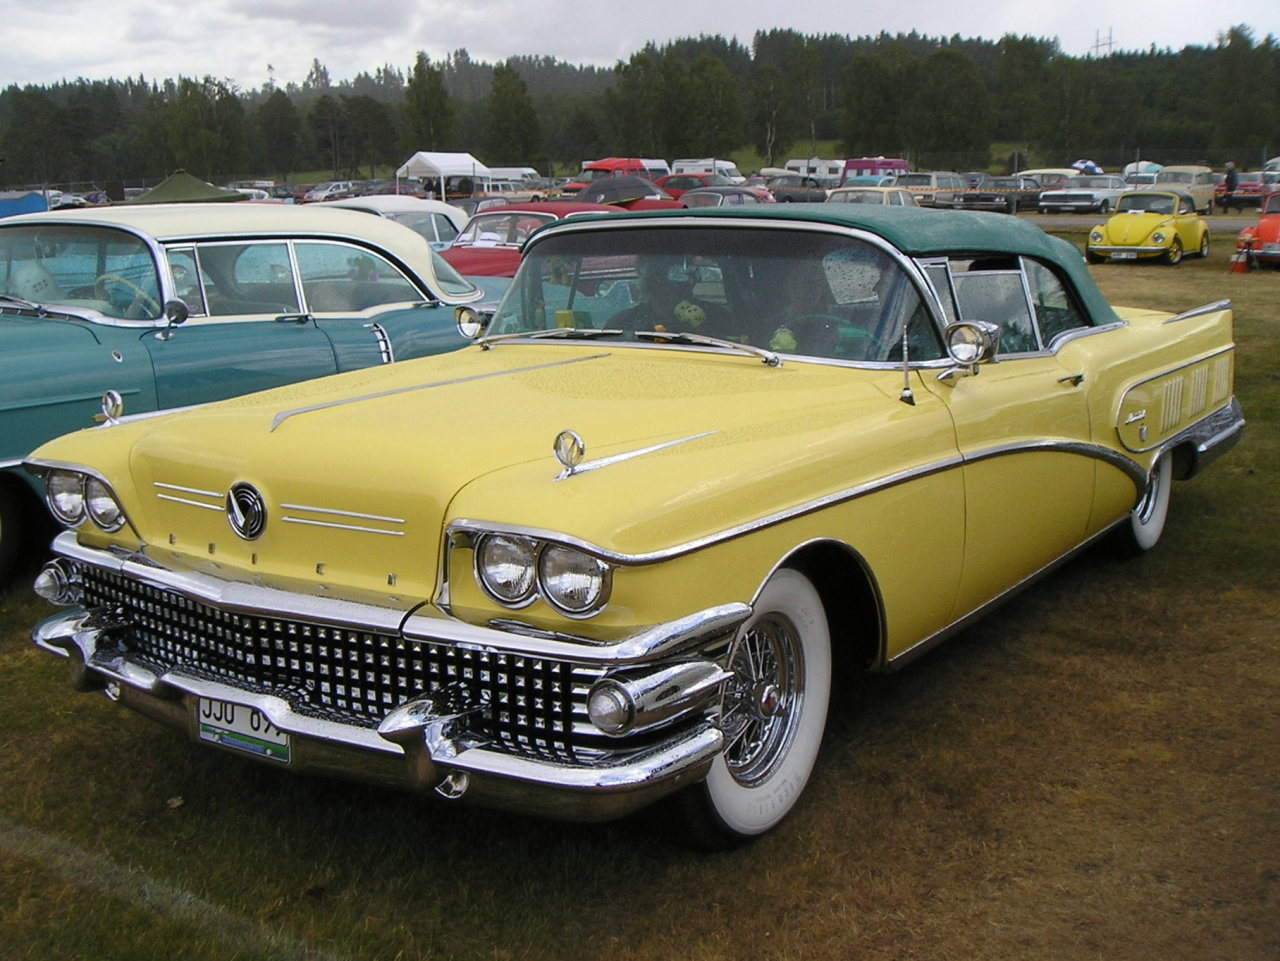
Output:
44,469,127,532
474,533,611,617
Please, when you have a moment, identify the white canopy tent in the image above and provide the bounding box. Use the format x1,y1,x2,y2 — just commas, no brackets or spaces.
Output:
395,151,492,198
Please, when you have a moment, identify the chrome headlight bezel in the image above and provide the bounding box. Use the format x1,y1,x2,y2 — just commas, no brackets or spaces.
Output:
84,476,126,532
45,470,87,526
466,527,614,618
1151,231,1166,246
474,533,539,607
1089,229,1104,243
537,543,612,617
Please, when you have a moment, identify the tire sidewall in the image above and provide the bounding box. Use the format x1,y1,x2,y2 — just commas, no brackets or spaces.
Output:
700,569,831,838
1129,455,1172,551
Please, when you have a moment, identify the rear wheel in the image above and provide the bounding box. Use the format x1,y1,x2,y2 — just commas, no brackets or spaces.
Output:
681,568,831,846
1163,237,1183,265
1198,233,1210,258
1110,455,1172,555
1098,200,1111,214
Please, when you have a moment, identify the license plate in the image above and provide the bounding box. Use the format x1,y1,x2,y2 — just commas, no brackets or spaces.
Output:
1264,243,1280,253
198,697,290,762
1111,252,1137,260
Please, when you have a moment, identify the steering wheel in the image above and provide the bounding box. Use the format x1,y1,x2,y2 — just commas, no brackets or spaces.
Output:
94,273,160,318
778,313,884,359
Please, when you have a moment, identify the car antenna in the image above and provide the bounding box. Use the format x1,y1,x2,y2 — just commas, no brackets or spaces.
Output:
899,326,915,405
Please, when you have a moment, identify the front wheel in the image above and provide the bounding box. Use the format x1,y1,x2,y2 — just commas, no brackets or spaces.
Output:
681,568,831,846
1163,238,1183,265
1085,248,1104,264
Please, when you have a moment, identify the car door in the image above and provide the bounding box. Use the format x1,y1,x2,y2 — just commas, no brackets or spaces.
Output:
918,256,1096,621
146,241,338,409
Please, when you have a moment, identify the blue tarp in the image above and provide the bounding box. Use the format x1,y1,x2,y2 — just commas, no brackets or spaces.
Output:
0,191,49,218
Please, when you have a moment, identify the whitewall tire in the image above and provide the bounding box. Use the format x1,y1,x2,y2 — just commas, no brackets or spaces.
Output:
683,568,831,844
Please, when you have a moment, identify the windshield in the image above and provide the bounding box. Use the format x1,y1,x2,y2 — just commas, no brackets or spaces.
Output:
829,190,883,204
1116,193,1177,215
455,211,555,247
0,223,161,319
489,226,945,364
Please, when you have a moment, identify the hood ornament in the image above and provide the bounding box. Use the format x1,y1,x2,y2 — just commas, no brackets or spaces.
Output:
554,430,585,478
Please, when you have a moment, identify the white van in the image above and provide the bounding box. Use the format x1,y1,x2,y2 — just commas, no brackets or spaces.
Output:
488,167,540,184
672,158,744,183
785,157,845,180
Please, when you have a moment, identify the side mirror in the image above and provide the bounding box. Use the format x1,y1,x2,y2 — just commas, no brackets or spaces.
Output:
455,304,492,339
155,299,189,341
939,320,1001,381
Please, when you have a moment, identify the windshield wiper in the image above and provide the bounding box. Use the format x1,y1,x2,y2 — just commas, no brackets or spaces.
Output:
634,329,781,367
0,293,43,312
476,327,624,349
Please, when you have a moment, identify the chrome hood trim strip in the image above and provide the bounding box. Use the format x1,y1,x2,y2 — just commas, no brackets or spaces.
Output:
269,352,612,432
556,430,718,480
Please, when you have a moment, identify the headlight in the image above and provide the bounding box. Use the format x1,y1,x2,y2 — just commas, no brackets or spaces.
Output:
1151,231,1166,245
475,534,538,605
46,470,86,526
538,544,611,615
84,477,125,531
1089,229,1103,243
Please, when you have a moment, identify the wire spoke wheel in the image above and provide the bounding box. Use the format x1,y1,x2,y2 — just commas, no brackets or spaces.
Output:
680,568,831,845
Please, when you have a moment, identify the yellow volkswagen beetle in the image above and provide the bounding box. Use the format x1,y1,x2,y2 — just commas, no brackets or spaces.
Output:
1086,189,1210,264
26,206,1241,845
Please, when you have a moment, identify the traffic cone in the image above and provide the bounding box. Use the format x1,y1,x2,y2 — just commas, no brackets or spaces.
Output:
1230,249,1250,273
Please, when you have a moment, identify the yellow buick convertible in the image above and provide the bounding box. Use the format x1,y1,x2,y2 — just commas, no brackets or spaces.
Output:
27,206,1242,844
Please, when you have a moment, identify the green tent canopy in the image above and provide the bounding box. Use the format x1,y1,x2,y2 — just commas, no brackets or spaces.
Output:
123,170,247,204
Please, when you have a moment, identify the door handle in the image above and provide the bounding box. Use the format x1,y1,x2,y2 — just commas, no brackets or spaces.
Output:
1057,373,1084,386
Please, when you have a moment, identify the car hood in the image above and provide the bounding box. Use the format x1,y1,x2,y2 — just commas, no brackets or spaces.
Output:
1102,213,1170,243
33,343,913,604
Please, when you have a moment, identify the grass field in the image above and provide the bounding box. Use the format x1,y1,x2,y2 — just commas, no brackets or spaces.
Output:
1,240,1276,961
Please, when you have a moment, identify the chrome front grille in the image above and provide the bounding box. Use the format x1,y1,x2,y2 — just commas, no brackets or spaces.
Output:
80,566,600,761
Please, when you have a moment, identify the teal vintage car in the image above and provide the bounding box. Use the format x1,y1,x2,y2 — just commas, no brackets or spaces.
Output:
0,203,497,577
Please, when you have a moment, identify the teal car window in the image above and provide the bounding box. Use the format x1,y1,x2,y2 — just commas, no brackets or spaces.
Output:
0,224,160,319
294,241,422,312
165,247,207,317
194,242,300,317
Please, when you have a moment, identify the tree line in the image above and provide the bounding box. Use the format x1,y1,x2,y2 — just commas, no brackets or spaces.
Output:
0,25,1275,190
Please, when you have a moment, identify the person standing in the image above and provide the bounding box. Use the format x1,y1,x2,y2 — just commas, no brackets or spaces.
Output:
1222,162,1239,213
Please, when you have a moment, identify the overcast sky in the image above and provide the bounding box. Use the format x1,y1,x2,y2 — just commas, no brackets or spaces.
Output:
2,1,1275,91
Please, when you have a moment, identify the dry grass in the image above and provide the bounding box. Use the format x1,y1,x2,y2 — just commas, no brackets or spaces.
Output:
1,242,1276,961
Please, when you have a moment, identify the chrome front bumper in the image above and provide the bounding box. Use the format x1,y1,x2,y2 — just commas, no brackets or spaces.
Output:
32,535,747,822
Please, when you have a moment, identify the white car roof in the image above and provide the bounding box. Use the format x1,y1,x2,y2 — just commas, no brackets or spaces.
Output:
5,203,455,288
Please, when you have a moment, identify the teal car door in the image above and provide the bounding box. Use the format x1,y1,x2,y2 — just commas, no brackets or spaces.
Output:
146,242,338,409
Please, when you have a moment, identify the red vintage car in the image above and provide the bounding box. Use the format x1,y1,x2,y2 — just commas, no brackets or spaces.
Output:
1235,191,1280,266
439,201,619,277
1216,171,1275,210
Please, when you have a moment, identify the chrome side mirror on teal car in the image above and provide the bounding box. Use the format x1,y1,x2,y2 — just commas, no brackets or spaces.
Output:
939,320,1001,381
154,299,190,341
